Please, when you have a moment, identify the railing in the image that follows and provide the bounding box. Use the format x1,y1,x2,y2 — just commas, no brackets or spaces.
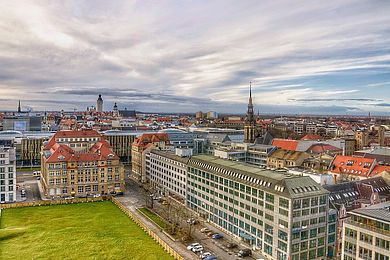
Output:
111,198,184,260
0,197,106,209
347,220,390,236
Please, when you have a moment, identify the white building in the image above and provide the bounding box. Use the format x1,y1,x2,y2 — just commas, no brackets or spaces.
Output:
146,149,190,202
0,147,16,203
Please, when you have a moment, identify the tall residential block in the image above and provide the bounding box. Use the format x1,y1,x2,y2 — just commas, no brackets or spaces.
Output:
0,147,16,202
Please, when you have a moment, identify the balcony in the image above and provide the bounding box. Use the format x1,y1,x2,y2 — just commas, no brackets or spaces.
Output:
347,220,390,236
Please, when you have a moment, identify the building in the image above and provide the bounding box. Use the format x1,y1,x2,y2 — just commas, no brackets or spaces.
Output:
102,131,137,164
131,132,171,182
195,111,203,120
3,115,42,131
267,149,311,169
355,130,368,150
341,201,390,260
160,129,195,149
147,149,189,202
112,103,119,117
244,84,256,143
97,94,103,112
40,130,124,197
0,147,16,203
206,111,218,119
354,146,390,164
187,155,330,260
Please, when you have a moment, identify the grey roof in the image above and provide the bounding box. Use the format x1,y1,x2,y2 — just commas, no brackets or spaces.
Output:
150,149,190,164
189,155,328,199
352,201,390,223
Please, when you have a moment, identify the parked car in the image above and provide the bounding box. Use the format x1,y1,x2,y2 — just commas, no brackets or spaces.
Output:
206,231,215,237
212,233,223,239
225,242,238,249
200,227,211,233
21,189,26,197
238,248,252,257
200,252,211,259
204,256,217,260
187,243,200,250
192,245,204,253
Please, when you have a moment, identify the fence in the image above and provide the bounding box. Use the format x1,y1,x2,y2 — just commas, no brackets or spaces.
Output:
0,197,106,209
112,198,185,260
0,197,185,260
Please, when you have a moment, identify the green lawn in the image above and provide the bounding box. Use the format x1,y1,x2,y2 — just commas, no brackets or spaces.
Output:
138,207,168,229
0,201,173,260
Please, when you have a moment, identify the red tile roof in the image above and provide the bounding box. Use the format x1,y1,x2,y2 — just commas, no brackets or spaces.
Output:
271,139,298,151
371,165,390,175
133,133,170,147
329,155,376,177
43,130,118,163
301,134,322,141
307,144,342,154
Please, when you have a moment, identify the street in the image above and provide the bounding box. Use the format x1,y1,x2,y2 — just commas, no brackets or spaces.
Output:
16,170,41,202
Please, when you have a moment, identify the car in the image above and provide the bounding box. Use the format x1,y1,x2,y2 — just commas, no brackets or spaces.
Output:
204,256,217,260
187,243,201,250
225,242,238,249
212,233,223,239
200,227,211,233
206,231,215,237
200,252,211,259
162,201,169,205
238,248,252,257
187,218,199,225
192,245,204,252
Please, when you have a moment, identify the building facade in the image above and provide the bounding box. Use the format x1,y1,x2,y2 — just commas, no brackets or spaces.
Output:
147,149,189,202
341,201,390,260
131,133,171,182
187,155,330,260
40,130,124,198
0,147,16,203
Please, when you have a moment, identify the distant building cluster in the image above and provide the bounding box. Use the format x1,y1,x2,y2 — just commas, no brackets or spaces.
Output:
1,92,389,260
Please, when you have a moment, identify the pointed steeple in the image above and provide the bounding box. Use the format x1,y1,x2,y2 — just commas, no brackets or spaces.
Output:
18,100,21,113
246,82,254,123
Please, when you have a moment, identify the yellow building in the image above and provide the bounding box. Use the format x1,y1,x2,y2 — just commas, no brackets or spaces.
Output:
41,130,124,198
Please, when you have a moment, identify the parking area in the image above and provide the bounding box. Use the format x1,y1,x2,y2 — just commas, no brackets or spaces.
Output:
16,170,42,202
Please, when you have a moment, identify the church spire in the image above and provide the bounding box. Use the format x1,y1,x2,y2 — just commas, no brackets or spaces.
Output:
244,82,256,143
246,82,254,123
18,100,21,113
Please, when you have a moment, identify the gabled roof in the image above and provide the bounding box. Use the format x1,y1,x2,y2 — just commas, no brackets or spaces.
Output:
271,139,298,151
268,149,310,161
301,134,322,141
371,165,390,176
132,133,170,147
352,201,390,223
306,143,342,154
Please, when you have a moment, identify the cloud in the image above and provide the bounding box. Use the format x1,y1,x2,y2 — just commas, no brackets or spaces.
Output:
0,1,389,114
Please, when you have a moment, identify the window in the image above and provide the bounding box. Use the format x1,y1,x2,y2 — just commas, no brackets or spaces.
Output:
279,198,289,209
359,232,373,244
375,238,389,250
266,193,274,203
359,247,372,260
78,186,84,193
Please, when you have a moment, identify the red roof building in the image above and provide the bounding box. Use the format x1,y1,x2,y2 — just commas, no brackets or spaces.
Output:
329,155,376,178
301,134,322,141
41,130,124,198
271,139,299,151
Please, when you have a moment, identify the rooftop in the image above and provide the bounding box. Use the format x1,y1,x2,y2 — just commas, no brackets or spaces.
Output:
150,149,190,164
189,155,328,199
352,201,390,223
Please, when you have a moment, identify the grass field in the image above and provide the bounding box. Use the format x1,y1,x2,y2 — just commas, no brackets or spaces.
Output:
138,207,168,229
0,201,173,260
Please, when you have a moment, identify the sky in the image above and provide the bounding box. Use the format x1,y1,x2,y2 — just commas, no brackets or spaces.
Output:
0,0,389,115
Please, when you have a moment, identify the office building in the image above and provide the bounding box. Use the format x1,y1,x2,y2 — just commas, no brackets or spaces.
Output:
341,201,390,260
41,130,125,197
147,149,189,202
0,147,16,203
187,155,330,260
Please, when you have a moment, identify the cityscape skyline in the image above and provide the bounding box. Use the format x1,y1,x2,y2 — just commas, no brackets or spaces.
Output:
0,1,390,115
